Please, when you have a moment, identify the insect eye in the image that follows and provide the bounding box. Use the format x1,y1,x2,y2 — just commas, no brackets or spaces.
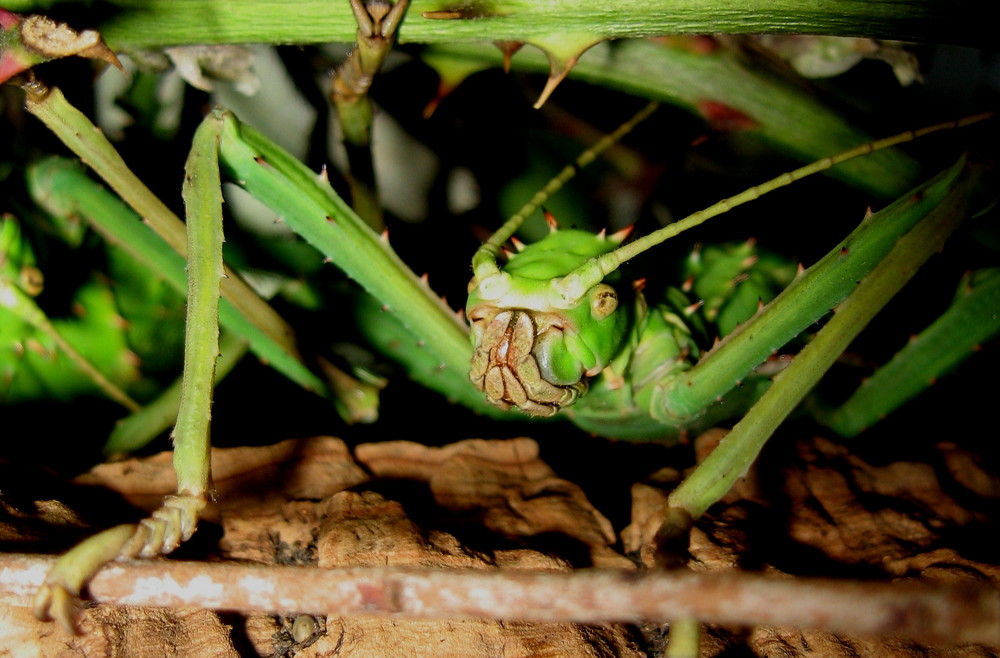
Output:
467,306,492,329
590,284,618,319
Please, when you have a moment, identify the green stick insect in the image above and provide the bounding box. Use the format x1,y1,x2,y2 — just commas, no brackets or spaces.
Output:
20,82,997,629
3,6,998,636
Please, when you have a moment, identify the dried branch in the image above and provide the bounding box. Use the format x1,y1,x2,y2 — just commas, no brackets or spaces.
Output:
2,554,996,647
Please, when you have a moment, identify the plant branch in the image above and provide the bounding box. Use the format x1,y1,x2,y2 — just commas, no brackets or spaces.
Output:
63,0,992,49
1,554,997,646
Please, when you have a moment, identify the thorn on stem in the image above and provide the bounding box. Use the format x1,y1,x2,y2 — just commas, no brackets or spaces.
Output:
609,225,634,244
544,209,558,232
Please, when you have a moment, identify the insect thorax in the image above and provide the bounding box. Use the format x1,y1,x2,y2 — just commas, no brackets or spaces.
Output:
466,229,631,416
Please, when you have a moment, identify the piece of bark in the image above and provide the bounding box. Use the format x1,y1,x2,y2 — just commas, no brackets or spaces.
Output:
356,437,617,550
76,436,369,518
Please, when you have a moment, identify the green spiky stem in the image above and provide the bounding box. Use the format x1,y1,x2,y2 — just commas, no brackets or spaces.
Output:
555,112,995,301
471,101,657,282
21,82,326,395
425,40,920,199
665,157,989,521
30,0,989,48
331,0,411,230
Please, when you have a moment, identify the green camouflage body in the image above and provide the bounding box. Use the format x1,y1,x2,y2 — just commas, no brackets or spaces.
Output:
466,226,792,432
570,242,794,439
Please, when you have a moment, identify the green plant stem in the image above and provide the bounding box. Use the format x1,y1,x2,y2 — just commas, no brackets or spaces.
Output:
67,0,991,48
427,40,920,199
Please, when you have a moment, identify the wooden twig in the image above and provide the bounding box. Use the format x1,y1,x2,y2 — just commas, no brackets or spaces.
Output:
1,554,996,646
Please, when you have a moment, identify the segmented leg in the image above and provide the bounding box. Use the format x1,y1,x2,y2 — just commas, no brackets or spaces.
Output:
33,495,206,633
32,108,224,632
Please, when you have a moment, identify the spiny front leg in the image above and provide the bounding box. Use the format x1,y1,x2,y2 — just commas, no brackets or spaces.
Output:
33,112,225,632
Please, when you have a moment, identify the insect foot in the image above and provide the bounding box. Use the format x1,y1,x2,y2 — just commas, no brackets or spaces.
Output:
33,494,206,633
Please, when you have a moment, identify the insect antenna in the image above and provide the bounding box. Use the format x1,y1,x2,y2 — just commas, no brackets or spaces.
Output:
471,101,659,282
553,111,996,302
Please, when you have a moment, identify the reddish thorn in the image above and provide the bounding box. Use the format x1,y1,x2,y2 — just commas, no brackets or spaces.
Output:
796,262,806,277
323,257,333,263
380,229,390,243
420,272,429,284
757,298,765,311
319,165,330,183
712,336,721,348
457,309,465,320
696,101,757,133
326,215,336,223
682,275,694,293
495,41,524,73
733,272,750,285
840,247,850,257
381,304,390,312
972,343,982,352
741,255,758,269
502,247,515,261
609,225,634,244
423,9,461,18
510,236,526,252
26,338,49,359
908,333,919,343
683,300,704,316
745,237,757,247
689,134,710,148
864,206,874,219
544,210,558,232
632,278,647,292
